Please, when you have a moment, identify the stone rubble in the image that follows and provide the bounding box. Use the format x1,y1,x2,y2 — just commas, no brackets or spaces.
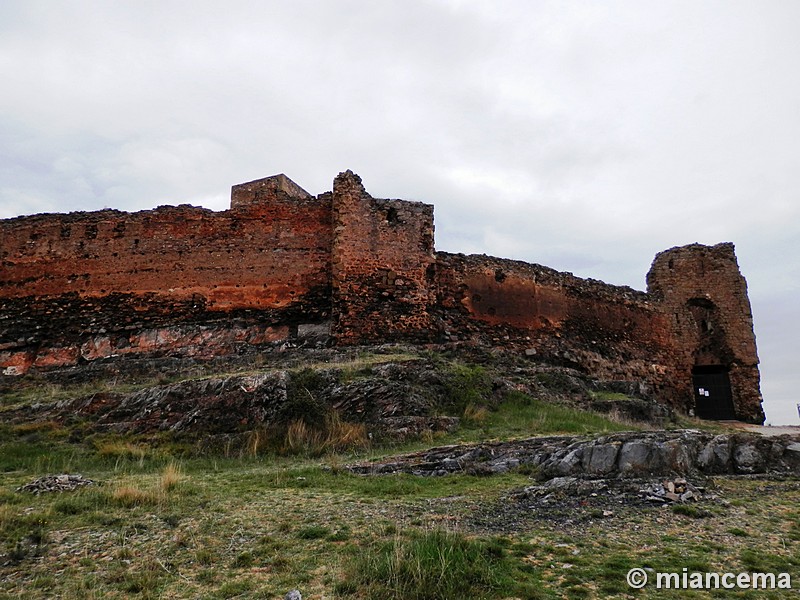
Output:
639,477,703,504
16,474,96,495
513,474,704,506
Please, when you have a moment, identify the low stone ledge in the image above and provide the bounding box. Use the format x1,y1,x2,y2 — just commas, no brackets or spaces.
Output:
348,430,800,479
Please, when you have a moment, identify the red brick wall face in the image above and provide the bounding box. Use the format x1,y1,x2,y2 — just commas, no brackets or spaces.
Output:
331,171,435,343
433,252,684,406
1,198,330,308
430,246,763,422
1,187,331,370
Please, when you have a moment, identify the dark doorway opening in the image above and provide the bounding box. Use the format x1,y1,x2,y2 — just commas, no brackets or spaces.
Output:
692,365,736,420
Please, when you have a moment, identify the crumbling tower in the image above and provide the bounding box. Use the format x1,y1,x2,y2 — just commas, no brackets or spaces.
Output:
647,243,763,422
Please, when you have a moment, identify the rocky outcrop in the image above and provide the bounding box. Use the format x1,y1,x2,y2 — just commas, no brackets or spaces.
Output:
348,430,800,478
3,359,464,440
0,348,700,450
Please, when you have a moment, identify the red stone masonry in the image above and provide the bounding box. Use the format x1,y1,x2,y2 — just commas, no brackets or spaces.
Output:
646,243,762,421
331,171,436,343
1,176,331,371
0,172,764,422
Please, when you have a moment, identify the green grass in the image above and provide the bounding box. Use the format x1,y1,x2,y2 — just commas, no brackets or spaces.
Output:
0,438,86,474
456,391,638,442
1,352,796,598
440,363,493,412
296,525,331,540
336,529,542,600
789,512,800,542
1,446,798,599
589,391,634,402
0,379,170,412
726,527,750,537
740,547,800,573
672,504,713,519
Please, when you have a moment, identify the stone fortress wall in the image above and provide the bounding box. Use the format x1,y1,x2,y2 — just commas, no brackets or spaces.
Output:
0,171,764,422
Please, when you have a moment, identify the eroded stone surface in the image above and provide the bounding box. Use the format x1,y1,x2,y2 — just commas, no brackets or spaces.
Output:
586,443,621,475
348,430,800,479
2,357,466,441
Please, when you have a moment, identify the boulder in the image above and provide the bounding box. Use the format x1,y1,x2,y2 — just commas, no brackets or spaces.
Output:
586,443,620,475
556,447,585,475
783,442,800,467
733,442,765,474
697,436,733,473
618,440,653,474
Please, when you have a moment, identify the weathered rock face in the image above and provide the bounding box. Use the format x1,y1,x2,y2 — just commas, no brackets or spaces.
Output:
3,358,464,441
348,430,800,479
0,172,764,422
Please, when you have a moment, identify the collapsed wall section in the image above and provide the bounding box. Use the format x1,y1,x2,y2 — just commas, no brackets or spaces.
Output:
0,178,332,372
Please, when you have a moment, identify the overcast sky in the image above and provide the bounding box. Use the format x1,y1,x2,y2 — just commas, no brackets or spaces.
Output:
2,1,798,423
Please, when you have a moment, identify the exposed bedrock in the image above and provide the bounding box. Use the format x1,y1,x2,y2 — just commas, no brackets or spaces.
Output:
348,430,800,479
2,359,462,441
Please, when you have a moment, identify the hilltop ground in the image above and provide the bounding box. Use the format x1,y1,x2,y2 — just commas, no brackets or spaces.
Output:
1,346,798,599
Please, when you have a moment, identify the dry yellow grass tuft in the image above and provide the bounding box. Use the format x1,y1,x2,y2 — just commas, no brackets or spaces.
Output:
96,441,148,461
111,485,158,507
245,427,272,458
12,420,63,435
283,413,369,455
284,420,320,454
462,403,490,426
330,419,369,451
159,462,184,492
110,463,185,509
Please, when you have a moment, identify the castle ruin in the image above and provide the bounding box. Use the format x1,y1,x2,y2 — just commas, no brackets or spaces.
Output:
0,171,764,422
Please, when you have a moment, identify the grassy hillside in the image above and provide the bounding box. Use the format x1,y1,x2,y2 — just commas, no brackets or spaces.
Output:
1,350,797,599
